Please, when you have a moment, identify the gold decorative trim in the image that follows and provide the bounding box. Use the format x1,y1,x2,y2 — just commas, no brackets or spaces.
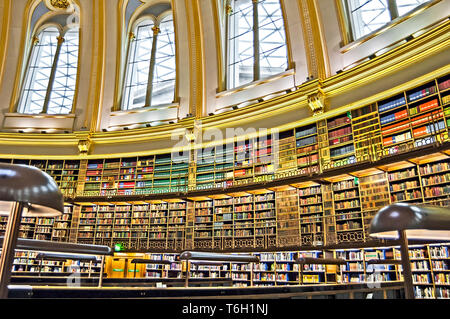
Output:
86,0,106,132
0,21,448,159
0,0,11,92
49,0,70,9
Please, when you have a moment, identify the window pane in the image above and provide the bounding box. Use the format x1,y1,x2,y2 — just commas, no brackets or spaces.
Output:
123,21,154,110
258,0,288,79
347,0,391,40
47,29,79,114
228,0,254,89
152,14,176,107
396,0,430,16
18,28,59,114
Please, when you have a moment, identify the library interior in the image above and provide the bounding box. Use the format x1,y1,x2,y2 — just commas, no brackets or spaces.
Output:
0,0,449,300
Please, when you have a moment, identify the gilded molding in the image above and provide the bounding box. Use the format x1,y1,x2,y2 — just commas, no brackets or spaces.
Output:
185,0,205,118
86,0,106,132
0,0,11,92
298,0,329,80
0,14,449,159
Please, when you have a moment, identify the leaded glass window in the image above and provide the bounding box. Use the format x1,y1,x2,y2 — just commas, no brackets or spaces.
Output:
345,0,432,41
122,14,176,111
152,15,176,107
227,0,288,89
18,27,79,114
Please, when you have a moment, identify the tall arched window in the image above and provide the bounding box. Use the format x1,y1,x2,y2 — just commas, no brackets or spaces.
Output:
122,12,176,111
341,0,432,41
18,26,79,115
227,0,288,89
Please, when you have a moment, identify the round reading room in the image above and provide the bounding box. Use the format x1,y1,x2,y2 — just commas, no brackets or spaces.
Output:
0,0,449,300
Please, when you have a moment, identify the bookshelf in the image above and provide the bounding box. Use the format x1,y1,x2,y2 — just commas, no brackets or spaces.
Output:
194,199,214,240
253,191,276,242
351,104,382,161
336,249,366,283
327,113,356,167
295,124,320,174
358,171,391,239
1,74,449,199
276,188,300,247
297,182,324,246
332,176,363,242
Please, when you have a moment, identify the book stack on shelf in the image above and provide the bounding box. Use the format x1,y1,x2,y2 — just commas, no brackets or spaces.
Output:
378,93,411,153
253,135,275,181
438,75,450,129
298,184,323,242
150,202,168,240
276,188,300,246
388,165,424,204
407,82,446,147
253,253,276,286
396,246,435,299
297,251,326,284
51,205,73,242
194,200,214,239
295,124,319,174
429,244,450,299
196,147,216,189
214,144,235,189
274,252,298,285
327,113,356,166
95,204,114,244
131,204,150,241
332,177,363,236
213,197,233,238
231,262,252,287
234,140,254,184
419,158,450,203
364,248,399,283
233,195,254,238
336,249,366,283
359,172,390,234
135,156,154,194
351,104,382,161
276,131,296,172
113,205,132,241
77,205,97,242
254,191,276,237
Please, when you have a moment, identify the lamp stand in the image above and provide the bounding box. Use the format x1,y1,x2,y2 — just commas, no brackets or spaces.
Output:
398,230,415,299
0,202,24,299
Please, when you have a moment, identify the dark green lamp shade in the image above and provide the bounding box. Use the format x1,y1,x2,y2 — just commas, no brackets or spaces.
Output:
0,163,64,217
369,203,450,240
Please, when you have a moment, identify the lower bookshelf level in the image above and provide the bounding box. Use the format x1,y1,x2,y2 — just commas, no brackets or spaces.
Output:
11,243,449,299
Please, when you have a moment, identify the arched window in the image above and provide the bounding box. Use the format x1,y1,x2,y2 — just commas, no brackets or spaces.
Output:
341,0,432,41
227,0,288,89
18,26,79,115
122,12,176,110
